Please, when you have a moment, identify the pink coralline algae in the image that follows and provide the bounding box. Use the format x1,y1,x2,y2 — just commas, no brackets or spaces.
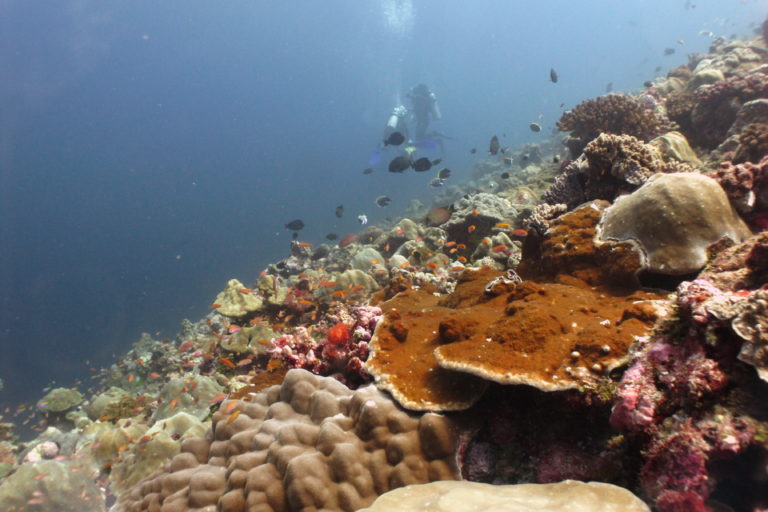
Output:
267,305,381,386
610,272,767,511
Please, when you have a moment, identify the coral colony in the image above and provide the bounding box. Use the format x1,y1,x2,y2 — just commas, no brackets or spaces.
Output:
2,21,768,512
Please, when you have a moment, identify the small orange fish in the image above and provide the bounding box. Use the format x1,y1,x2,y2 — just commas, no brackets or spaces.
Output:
733,289,751,297
399,261,410,268
127,374,135,384
179,340,196,352
330,290,346,297
225,410,241,425
221,401,239,414
384,243,390,251
297,242,312,247
138,434,154,444
394,229,406,235
467,225,477,233
449,248,458,254
457,243,467,250
458,256,468,263
482,239,491,245
267,359,284,371
238,288,252,294
512,229,528,237
297,299,314,305
492,244,508,252
494,223,511,229
256,338,273,347
426,262,438,269
210,393,228,405
168,398,179,409
370,259,380,265
450,266,465,271
33,473,48,480
444,241,456,247
209,303,222,309
148,372,161,380
472,209,479,215
237,358,253,367
220,357,236,369
228,324,242,334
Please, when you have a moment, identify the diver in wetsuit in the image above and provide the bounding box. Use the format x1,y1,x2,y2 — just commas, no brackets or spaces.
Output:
383,84,442,144
407,83,441,141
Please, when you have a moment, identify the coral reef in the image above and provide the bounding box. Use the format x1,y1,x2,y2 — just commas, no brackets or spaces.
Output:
557,94,663,157
358,480,650,512
0,459,105,512
113,369,459,512
266,305,381,387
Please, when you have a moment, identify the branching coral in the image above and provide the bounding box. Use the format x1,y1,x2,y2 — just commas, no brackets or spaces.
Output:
713,155,768,216
557,94,663,156
733,122,768,164
692,69,768,148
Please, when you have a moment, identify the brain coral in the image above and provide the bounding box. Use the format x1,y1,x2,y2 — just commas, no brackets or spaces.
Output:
597,173,752,276
113,369,459,512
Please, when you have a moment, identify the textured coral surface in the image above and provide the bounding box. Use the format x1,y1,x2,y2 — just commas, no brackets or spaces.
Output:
113,369,458,512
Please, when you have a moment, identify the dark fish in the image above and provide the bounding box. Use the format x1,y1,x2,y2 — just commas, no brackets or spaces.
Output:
412,157,432,172
325,233,339,241
437,168,451,179
335,205,344,218
605,82,613,93
489,136,500,155
553,155,560,163
470,148,477,154
503,157,513,166
431,158,442,166
375,195,392,207
664,48,675,56
362,168,374,175
384,131,406,146
550,68,559,83
292,232,299,240
654,66,662,73
285,219,305,231
500,172,511,179
388,156,411,173
644,80,653,88
522,154,529,161
529,122,542,133
501,146,510,154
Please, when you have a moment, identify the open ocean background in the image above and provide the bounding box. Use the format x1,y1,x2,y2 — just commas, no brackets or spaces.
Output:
1,0,765,416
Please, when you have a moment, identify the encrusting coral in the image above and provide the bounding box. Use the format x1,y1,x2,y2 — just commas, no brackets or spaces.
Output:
113,369,459,512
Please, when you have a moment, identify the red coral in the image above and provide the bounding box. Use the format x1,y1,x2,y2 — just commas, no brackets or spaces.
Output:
326,322,350,346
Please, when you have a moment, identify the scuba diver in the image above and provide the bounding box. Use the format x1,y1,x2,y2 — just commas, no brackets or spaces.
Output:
383,83,442,145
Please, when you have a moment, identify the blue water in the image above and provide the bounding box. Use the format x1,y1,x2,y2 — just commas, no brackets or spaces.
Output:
0,0,764,414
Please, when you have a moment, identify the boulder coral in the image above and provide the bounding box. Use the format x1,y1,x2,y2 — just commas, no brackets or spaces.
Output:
597,172,752,276
358,480,650,512
113,369,459,512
